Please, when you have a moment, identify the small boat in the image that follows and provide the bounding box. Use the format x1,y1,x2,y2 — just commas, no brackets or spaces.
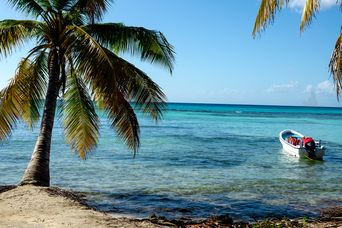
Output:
279,129,325,160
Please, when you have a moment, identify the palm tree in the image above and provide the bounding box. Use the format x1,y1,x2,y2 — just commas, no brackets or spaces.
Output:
0,0,175,187
253,0,341,98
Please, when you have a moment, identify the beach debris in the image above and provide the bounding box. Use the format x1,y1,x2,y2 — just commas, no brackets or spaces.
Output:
147,214,234,227
320,206,342,221
45,187,87,205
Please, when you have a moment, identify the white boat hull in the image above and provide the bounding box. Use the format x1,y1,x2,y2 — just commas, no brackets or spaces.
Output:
279,130,325,160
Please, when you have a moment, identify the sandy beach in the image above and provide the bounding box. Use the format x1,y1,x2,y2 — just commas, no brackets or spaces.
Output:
0,186,166,228
1,185,341,228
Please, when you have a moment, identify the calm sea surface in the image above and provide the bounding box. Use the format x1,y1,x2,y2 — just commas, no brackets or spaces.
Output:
1,103,342,221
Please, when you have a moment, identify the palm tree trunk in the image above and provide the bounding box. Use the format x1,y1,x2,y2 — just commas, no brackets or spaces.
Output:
20,50,60,187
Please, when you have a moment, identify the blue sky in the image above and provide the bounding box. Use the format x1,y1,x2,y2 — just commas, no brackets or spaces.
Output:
0,0,341,107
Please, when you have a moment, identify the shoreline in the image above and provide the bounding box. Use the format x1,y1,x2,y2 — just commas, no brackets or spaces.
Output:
1,185,341,227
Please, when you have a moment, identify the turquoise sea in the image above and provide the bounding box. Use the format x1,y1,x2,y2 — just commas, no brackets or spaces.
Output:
1,103,342,221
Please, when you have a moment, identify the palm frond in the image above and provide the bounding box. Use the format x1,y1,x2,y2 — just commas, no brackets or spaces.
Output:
0,20,42,58
103,48,167,120
329,31,342,99
128,72,166,121
20,51,48,128
63,73,99,159
85,23,175,73
64,24,117,89
63,10,87,27
111,95,140,154
253,0,290,37
0,52,48,133
7,0,49,18
69,0,113,23
0,81,22,140
50,0,74,11
66,25,115,70
64,20,172,153
71,41,141,152
92,67,141,153
300,0,320,32
15,61,40,128
94,87,140,154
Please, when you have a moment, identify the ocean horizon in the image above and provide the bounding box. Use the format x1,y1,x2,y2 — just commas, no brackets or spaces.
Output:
1,102,342,221
167,102,342,109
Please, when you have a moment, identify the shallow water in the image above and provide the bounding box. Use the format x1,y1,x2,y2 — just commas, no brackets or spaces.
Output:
1,103,342,221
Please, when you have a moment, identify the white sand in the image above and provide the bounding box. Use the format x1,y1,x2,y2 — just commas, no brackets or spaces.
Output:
0,186,167,228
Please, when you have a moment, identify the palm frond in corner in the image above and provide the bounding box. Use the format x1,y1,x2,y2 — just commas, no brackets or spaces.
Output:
300,0,320,32
253,0,290,38
329,31,342,99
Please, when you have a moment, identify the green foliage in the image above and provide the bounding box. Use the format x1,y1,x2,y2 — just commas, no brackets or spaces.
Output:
330,32,342,98
0,20,42,57
300,0,319,31
252,0,290,37
18,52,47,128
84,23,175,72
8,0,46,18
0,53,47,139
63,74,99,159
0,0,175,158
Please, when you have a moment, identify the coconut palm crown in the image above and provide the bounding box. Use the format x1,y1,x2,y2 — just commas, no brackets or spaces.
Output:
253,0,342,98
0,0,175,186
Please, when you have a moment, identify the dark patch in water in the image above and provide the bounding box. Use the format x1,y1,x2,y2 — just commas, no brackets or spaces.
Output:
85,190,322,221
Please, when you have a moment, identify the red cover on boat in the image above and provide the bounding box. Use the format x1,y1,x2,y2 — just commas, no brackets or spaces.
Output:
304,137,314,144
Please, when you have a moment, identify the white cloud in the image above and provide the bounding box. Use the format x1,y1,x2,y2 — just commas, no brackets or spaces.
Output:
304,84,314,93
288,0,338,10
303,84,318,106
320,0,339,8
266,81,299,93
304,80,335,95
303,80,335,105
317,80,335,95
288,0,306,9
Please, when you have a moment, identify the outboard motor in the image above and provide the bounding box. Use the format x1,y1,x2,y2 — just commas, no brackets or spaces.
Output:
304,137,316,159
